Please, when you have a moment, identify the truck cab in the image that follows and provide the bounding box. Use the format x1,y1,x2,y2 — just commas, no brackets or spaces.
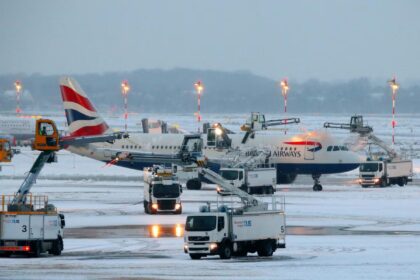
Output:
33,119,60,151
359,161,384,186
241,112,266,132
143,166,182,214
184,212,228,259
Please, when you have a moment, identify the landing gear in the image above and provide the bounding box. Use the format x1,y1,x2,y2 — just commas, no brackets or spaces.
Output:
312,174,323,191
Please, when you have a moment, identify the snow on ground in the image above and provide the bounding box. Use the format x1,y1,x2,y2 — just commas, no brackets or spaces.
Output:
1,114,420,279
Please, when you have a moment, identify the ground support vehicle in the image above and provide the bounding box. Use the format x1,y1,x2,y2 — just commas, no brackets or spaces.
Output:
359,159,413,188
144,166,183,214
184,168,286,260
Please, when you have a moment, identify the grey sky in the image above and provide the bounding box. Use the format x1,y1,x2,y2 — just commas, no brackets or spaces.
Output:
1,0,419,81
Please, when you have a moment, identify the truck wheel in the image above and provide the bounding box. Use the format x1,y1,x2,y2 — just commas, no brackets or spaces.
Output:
51,237,63,256
380,179,387,188
186,179,202,190
257,240,274,257
189,254,202,260
1,252,12,257
30,241,41,258
398,178,405,187
219,243,232,259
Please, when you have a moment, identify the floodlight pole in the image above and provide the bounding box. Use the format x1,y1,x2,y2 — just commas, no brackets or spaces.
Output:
121,80,130,133
280,79,290,134
194,81,204,133
388,76,399,146
14,80,22,115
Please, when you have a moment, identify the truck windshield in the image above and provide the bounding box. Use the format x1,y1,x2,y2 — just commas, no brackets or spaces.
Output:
185,216,216,231
359,163,379,172
153,184,180,198
220,170,238,180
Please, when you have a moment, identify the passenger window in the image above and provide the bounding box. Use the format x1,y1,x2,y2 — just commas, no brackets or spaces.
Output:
239,171,243,180
327,146,332,152
379,164,383,172
218,216,225,231
333,146,340,151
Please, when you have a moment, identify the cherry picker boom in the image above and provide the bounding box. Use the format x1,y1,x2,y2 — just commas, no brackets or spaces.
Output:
324,115,412,188
0,118,126,257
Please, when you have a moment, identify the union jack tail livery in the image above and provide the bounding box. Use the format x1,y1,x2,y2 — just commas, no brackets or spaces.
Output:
60,77,110,137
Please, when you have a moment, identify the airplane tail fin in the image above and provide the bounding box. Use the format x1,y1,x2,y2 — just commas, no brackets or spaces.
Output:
59,77,110,137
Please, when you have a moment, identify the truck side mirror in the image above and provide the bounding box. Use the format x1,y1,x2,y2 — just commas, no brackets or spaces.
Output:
59,214,66,228
217,216,224,231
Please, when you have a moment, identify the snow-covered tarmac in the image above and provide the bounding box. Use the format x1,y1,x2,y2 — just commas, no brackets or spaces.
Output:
1,149,420,279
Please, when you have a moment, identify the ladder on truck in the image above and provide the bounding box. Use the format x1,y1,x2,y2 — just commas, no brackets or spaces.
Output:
240,112,300,144
324,115,399,160
197,167,266,211
9,119,125,209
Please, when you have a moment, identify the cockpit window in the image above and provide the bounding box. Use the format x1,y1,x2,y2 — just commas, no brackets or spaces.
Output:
340,146,349,151
333,146,340,151
327,146,332,152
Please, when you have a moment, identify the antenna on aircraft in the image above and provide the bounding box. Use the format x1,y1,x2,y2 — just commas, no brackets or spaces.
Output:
388,76,399,146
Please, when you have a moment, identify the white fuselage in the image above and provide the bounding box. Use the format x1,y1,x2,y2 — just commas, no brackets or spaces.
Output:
67,130,361,176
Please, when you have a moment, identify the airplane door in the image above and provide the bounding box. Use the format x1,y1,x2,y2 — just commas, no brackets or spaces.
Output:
304,138,315,160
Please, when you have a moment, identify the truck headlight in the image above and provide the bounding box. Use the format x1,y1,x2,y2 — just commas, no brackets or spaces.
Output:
374,178,380,184
175,203,181,210
152,203,158,210
210,243,218,250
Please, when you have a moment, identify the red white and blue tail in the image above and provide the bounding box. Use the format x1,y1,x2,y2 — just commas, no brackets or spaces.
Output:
60,77,110,137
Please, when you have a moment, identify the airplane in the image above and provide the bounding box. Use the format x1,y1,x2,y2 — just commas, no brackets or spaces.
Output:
0,116,36,145
59,76,361,191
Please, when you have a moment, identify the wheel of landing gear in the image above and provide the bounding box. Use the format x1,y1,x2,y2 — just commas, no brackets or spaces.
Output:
313,184,323,191
186,179,202,190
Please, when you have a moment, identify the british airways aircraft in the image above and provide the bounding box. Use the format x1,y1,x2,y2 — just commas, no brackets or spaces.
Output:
59,77,361,191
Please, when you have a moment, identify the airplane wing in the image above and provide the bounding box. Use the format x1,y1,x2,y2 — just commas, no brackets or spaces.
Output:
95,147,199,166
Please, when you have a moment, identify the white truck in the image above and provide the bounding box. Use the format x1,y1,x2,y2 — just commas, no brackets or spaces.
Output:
184,206,286,259
359,159,413,188
184,168,286,260
143,166,183,214
0,195,65,257
219,167,276,194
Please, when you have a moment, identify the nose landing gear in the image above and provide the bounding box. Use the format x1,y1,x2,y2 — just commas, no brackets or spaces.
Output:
312,174,323,191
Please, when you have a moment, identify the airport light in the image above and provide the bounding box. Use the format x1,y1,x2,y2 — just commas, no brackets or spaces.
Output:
388,76,399,146
280,78,290,134
121,80,130,133
14,80,22,115
194,81,204,133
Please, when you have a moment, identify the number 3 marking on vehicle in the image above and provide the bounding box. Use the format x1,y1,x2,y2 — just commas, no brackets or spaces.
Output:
22,225,27,232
